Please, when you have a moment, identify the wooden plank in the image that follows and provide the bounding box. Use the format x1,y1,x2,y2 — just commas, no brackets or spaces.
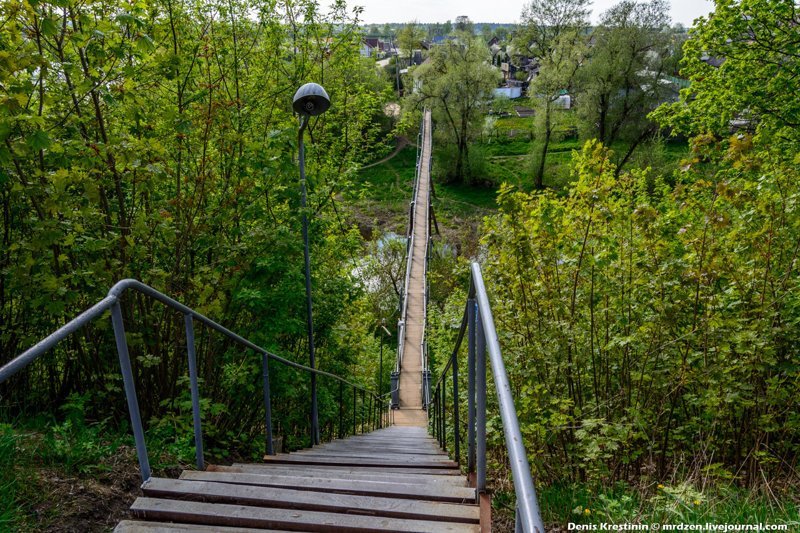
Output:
293,440,443,449
302,444,444,454
287,451,453,462
131,497,480,532
362,428,429,434
335,435,436,442
180,471,476,503
333,431,433,438
142,478,478,523
210,465,467,486
230,462,462,476
319,440,440,449
260,454,459,469
328,437,439,444
115,520,283,532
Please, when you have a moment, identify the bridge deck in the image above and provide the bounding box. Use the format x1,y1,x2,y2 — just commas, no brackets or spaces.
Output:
395,109,433,427
116,426,478,532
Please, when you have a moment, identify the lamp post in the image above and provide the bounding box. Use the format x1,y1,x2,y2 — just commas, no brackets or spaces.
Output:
292,82,330,447
378,320,391,396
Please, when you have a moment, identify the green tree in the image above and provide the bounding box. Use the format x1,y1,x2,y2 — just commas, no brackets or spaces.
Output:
653,0,800,152
575,0,675,170
495,26,509,42
520,0,590,188
396,21,426,69
408,34,501,183
519,0,590,60
442,20,453,35
0,0,392,452
455,16,473,34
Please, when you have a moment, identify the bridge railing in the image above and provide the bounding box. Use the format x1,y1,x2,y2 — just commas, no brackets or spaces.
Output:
428,262,545,533
421,119,434,408
0,279,388,483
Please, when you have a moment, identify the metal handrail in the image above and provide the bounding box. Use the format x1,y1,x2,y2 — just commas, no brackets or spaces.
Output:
428,263,545,533
0,279,387,482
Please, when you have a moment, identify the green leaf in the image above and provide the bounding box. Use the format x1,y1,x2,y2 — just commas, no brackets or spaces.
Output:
28,129,51,151
41,17,59,37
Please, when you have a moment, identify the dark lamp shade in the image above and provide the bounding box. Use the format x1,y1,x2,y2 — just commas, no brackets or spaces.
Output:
292,83,331,116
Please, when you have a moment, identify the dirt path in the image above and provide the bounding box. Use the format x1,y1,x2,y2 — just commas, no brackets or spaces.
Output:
359,136,411,170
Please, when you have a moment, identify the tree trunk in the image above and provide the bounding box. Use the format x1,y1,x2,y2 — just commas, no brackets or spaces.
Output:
535,104,552,189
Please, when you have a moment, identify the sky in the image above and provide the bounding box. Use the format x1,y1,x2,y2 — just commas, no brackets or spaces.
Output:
351,0,714,27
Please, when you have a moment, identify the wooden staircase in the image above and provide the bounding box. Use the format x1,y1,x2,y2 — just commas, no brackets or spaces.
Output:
115,426,482,532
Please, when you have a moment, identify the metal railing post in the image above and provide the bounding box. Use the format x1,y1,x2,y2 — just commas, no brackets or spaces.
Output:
261,353,274,455
439,387,444,446
184,314,204,470
338,381,343,439
476,304,487,497
110,302,151,482
467,297,476,474
452,352,460,465
442,377,447,452
390,371,399,409
431,391,436,440
368,394,374,432
436,390,441,444
360,389,365,433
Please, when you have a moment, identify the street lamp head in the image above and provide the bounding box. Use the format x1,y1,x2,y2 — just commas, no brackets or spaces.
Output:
293,83,330,116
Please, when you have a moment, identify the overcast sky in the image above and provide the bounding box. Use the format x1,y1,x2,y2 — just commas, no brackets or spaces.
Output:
351,0,714,27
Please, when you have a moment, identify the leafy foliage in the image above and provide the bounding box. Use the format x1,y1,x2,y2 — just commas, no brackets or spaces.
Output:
0,0,392,458
482,135,800,485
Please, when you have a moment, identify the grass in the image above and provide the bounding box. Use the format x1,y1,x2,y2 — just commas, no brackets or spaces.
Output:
0,418,134,530
492,116,535,136
0,395,200,531
356,144,417,207
435,181,498,214
494,482,800,530
0,425,22,529
351,145,419,234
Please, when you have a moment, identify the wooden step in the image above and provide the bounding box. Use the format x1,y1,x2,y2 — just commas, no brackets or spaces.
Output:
286,450,452,462
211,465,467,486
292,438,441,448
260,453,459,469
115,520,287,532
130,497,480,532
142,478,478,523
309,437,440,446
294,445,445,456
180,470,476,503
231,462,462,476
